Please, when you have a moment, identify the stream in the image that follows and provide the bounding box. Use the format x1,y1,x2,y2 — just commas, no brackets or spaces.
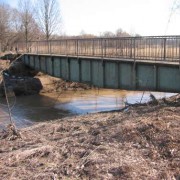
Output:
0,89,175,128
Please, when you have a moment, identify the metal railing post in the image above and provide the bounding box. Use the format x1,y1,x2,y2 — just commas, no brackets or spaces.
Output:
130,38,133,59
101,38,103,58
47,40,49,54
134,37,136,61
48,40,52,54
116,39,118,58
36,41,38,54
76,39,79,57
92,39,94,56
66,40,68,56
104,39,107,57
164,38,166,61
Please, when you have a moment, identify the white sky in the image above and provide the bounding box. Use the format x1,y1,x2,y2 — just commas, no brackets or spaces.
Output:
2,0,180,36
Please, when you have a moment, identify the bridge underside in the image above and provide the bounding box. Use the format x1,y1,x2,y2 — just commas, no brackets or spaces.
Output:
23,54,180,93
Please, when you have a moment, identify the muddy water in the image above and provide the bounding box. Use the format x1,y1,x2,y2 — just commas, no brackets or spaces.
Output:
0,89,175,128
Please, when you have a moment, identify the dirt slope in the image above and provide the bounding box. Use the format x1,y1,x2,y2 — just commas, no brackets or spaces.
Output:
0,95,179,179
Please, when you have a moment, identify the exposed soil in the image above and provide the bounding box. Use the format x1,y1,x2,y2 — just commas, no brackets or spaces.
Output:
0,55,92,97
36,72,92,93
0,94,179,179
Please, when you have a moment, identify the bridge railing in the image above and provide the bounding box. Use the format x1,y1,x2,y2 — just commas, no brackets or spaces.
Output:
16,36,180,62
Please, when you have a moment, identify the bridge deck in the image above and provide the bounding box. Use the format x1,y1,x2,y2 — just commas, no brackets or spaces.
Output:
27,53,180,66
23,53,180,93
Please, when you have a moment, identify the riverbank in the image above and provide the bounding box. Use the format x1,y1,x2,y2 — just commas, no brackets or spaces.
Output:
0,56,92,97
0,94,179,179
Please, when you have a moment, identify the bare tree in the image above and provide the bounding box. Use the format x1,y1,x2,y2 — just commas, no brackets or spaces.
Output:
116,28,131,37
36,0,61,40
0,4,20,51
10,9,21,34
19,0,32,44
0,3,11,51
18,0,40,50
102,31,114,37
7,8,22,50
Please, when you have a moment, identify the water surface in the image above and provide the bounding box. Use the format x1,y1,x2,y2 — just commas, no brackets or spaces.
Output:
0,89,175,128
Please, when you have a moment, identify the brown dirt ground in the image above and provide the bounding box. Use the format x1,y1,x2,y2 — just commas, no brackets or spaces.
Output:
0,94,179,179
36,72,92,93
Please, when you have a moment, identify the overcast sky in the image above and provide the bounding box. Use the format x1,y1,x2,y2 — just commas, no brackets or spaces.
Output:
1,0,180,36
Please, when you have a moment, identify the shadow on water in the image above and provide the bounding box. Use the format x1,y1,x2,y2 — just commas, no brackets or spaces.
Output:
0,94,72,129
10,94,72,121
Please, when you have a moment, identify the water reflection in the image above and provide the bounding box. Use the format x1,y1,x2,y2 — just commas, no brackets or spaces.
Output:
53,90,175,114
0,89,176,128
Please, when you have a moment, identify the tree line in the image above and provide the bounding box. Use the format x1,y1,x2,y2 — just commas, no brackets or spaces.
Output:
0,0,133,52
0,0,61,51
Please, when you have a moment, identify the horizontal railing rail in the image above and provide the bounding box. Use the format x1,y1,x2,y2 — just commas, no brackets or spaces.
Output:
15,36,180,62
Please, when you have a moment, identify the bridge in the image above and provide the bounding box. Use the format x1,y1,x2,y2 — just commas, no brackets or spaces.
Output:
17,35,180,93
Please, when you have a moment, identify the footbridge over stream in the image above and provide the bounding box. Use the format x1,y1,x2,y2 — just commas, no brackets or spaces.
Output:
18,36,180,93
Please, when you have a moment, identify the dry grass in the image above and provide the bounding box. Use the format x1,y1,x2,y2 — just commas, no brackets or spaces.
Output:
18,41,180,61
0,95,179,179
0,60,10,71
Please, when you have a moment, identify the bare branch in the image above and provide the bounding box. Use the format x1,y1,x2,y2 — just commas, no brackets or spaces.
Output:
35,0,62,40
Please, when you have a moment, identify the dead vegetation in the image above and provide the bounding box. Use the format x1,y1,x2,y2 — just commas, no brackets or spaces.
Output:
0,124,21,141
0,94,179,179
